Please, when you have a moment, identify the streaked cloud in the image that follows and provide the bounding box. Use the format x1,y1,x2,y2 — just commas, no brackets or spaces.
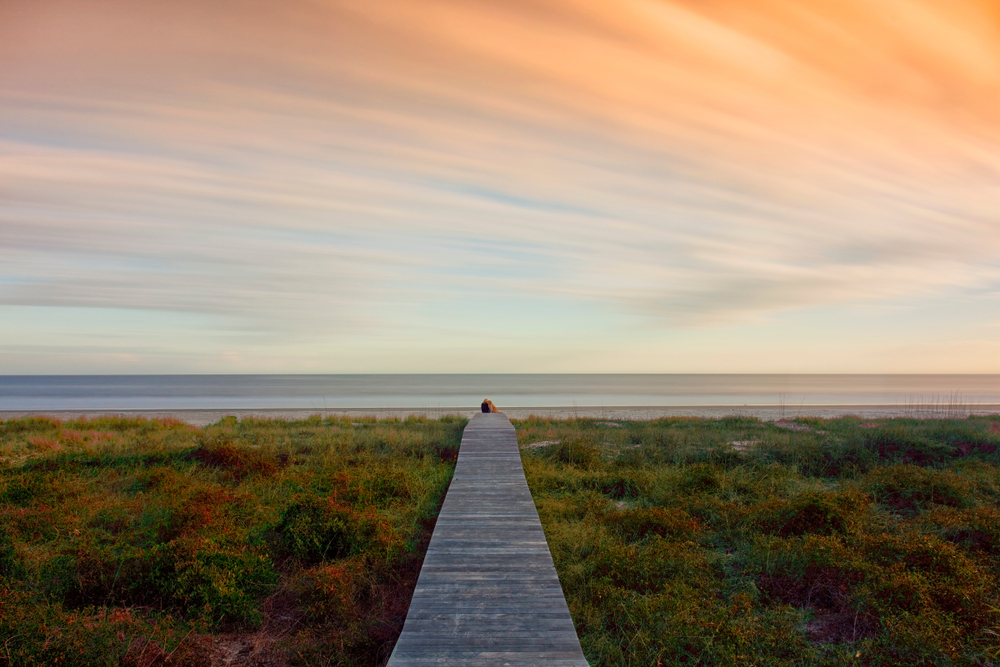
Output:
1,0,999,372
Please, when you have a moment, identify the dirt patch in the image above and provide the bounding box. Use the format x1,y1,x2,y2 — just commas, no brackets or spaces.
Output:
774,420,813,432
521,440,560,450
606,443,640,457
954,441,998,456
728,440,759,452
763,567,859,609
805,609,876,644
758,566,875,643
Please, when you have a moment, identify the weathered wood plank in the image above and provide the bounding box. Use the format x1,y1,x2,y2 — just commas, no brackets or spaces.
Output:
386,412,589,667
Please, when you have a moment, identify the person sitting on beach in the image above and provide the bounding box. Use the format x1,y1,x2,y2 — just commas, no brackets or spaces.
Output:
481,398,500,413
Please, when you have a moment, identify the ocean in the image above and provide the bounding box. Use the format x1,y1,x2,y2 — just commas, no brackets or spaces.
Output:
1,374,998,412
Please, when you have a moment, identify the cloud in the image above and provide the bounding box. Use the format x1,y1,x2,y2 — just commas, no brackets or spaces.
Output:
2,0,999,370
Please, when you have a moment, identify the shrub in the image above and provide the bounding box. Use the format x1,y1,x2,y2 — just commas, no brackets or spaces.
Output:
862,464,971,514
930,420,1000,456
359,470,413,503
293,559,369,625
37,540,118,608
612,506,700,543
517,416,1000,666
0,474,46,507
817,440,877,477
677,463,720,493
582,474,642,500
588,538,719,595
925,506,1000,556
163,488,238,540
0,415,461,664
755,490,869,537
0,416,61,435
278,496,355,564
0,524,18,577
548,436,603,469
168,537,278,628
860,423,956,464
189,434,278,480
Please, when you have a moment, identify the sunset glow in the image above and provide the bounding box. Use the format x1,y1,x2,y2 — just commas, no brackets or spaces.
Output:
2,0,999,372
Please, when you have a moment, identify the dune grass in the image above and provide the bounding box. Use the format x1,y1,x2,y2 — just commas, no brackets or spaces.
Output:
515,415,1000,667
0,414,465,667
5,412,999,666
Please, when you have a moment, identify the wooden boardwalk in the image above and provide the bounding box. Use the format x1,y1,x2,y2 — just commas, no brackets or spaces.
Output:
387,412,590,667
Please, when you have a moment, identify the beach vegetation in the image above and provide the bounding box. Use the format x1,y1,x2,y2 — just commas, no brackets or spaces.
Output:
516,415,1000,666
0,414,464,667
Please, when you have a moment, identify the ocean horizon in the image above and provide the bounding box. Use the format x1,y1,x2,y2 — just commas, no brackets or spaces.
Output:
1,374,998,412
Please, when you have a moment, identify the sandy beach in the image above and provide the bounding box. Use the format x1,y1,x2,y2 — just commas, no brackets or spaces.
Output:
4,404,999,427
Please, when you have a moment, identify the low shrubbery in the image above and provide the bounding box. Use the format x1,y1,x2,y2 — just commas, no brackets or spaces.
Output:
516,415,1000,666
8,412,996,666
0,414,464,666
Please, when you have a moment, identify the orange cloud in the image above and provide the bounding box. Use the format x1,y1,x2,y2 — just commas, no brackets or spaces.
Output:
2,0,999,371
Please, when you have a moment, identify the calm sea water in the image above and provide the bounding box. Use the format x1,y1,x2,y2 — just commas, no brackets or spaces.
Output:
0,375,998,411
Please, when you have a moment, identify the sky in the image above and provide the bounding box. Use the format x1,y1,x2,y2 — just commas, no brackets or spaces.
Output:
2,0,999,374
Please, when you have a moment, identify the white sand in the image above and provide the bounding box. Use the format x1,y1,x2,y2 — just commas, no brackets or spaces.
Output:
3,404,998,427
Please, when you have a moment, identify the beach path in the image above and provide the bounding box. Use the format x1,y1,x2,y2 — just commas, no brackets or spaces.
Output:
386,412,590,666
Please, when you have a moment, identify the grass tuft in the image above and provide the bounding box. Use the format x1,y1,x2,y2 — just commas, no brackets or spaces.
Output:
0,414,465,666
515,415,1000,666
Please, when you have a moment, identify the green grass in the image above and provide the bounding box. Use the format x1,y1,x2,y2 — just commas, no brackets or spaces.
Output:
6,412,999,666
515,415,1000,667
0,414,465,667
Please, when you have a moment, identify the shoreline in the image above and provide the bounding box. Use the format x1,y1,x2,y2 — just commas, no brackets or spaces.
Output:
3,404,999,427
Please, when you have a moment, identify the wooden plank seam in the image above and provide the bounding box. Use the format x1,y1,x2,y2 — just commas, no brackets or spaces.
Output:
386,412,590,666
